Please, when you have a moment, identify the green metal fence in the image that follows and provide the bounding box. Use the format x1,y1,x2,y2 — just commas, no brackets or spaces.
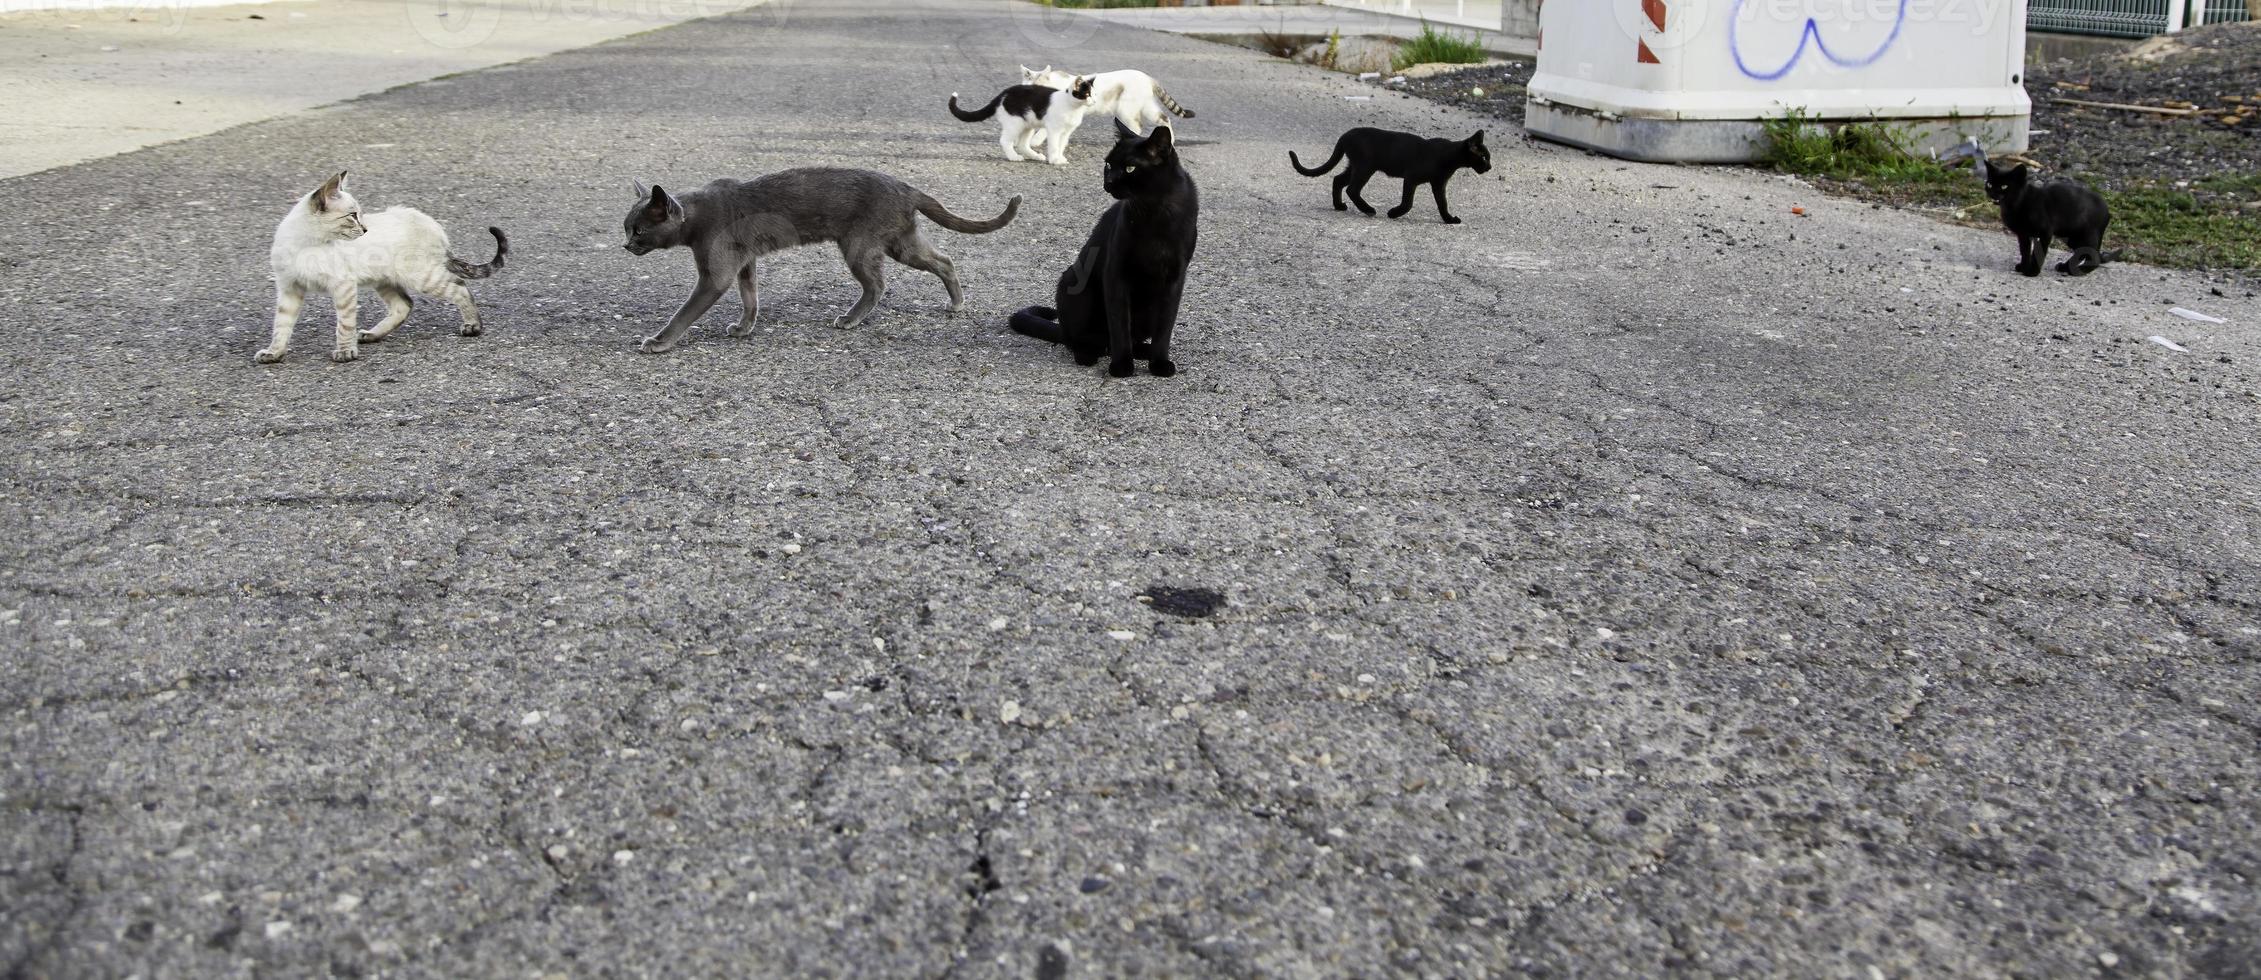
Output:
2029,0,2251,37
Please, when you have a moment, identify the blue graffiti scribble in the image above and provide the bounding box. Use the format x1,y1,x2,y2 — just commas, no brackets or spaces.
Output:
1729,0,1909,81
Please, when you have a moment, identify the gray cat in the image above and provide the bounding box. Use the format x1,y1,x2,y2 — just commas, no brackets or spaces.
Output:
621,168,1021,353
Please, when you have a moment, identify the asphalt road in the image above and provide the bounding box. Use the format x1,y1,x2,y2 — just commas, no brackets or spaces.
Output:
3,0,2259,976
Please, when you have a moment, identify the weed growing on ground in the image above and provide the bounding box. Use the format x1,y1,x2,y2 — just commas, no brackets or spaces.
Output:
1393,19,1485,70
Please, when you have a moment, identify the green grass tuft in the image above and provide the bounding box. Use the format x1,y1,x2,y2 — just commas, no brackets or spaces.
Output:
2104,180,2261,270
1393,20,1486,71
1760,109,1990,209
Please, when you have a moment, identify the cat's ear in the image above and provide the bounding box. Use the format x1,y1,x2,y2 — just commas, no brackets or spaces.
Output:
311,171,348,212
1114,117,1139,142
1144,123,1175,151
2009,163,2030,183
645,184,681,220
1470,130,1486,145
631,179,650,199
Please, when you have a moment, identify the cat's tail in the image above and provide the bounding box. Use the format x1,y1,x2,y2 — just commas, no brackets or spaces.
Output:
2057,246,2126,276
1155,85,1195,119
447,227,509,280
1009,306,1064,345
919,193,1021,234
1290,146,1343,177
949,91,1005,122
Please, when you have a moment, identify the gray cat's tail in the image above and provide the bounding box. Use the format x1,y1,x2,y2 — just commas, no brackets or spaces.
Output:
448,227,509,280
1155,85,1195,119
1009,306,1064,344
949,91,1005,122
919,193,1020,235
1290,146,1342,177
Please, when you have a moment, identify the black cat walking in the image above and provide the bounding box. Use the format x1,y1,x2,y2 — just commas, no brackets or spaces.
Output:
1291,127,1492,224
1011,121,1199,378
1984,160,2117,277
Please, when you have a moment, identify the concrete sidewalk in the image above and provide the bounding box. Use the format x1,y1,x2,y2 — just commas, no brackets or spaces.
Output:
1,0,2257,976
0,0,776,178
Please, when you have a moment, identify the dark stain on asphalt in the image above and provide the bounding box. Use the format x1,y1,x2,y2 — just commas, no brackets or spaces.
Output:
1141,585,1226,618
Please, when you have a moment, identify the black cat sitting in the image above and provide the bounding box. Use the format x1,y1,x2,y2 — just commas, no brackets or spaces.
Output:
1008,121,1193,377
1984,160,2118,277
1011,120,1200,378
1290,127,1491,224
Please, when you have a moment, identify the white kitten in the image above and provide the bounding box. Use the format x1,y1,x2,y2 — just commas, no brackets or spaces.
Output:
948,78,1096,166
258,171,508,364
1020,65,1195,138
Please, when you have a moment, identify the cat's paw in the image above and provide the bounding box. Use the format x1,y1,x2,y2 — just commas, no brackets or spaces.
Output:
1386,207,1410,220
727,320,758,338
1333,201,1348,212
2017,263,2041,278
830,314,861,330
356,329,386,343
329,346,359,363
1073,351,1101,367
1354,204,1376,216
638,335,676,354
1047,157,1069,166
253,348,284,364
458,323,482,337
1149,359,1177,378
1107,359,1135,378
1441,216,1463,225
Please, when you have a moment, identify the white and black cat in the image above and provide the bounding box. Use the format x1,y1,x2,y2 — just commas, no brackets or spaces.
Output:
1020,65,1194,138
949,78,1097,165
259,171,507,364
1010,121,1199,378
1984,160,2118,277
1291,127,1492,224
621,168,1020,352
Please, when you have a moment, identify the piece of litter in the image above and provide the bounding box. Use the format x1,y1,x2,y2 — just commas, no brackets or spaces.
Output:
999,700,1022,724
1470,86,1486,97
1342,96,1372,101
1358,71,1380,80
2169,307,2226,324
2147,336,2190,352
1107,630,1136,641
1388,76,1407,85
1790,206,1807,216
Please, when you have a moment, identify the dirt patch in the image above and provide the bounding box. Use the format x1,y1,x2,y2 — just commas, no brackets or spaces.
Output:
2026,21,2260,188
1389,59,1534,129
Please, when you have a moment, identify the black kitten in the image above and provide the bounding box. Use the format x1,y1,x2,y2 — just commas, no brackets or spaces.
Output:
1291,127,1492,224
1984,160,2117,277
1010,120,1200,378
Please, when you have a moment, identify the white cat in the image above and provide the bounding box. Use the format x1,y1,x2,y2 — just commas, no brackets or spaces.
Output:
1020,66,1195,138
257,171,508,364
948,77,1096,165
